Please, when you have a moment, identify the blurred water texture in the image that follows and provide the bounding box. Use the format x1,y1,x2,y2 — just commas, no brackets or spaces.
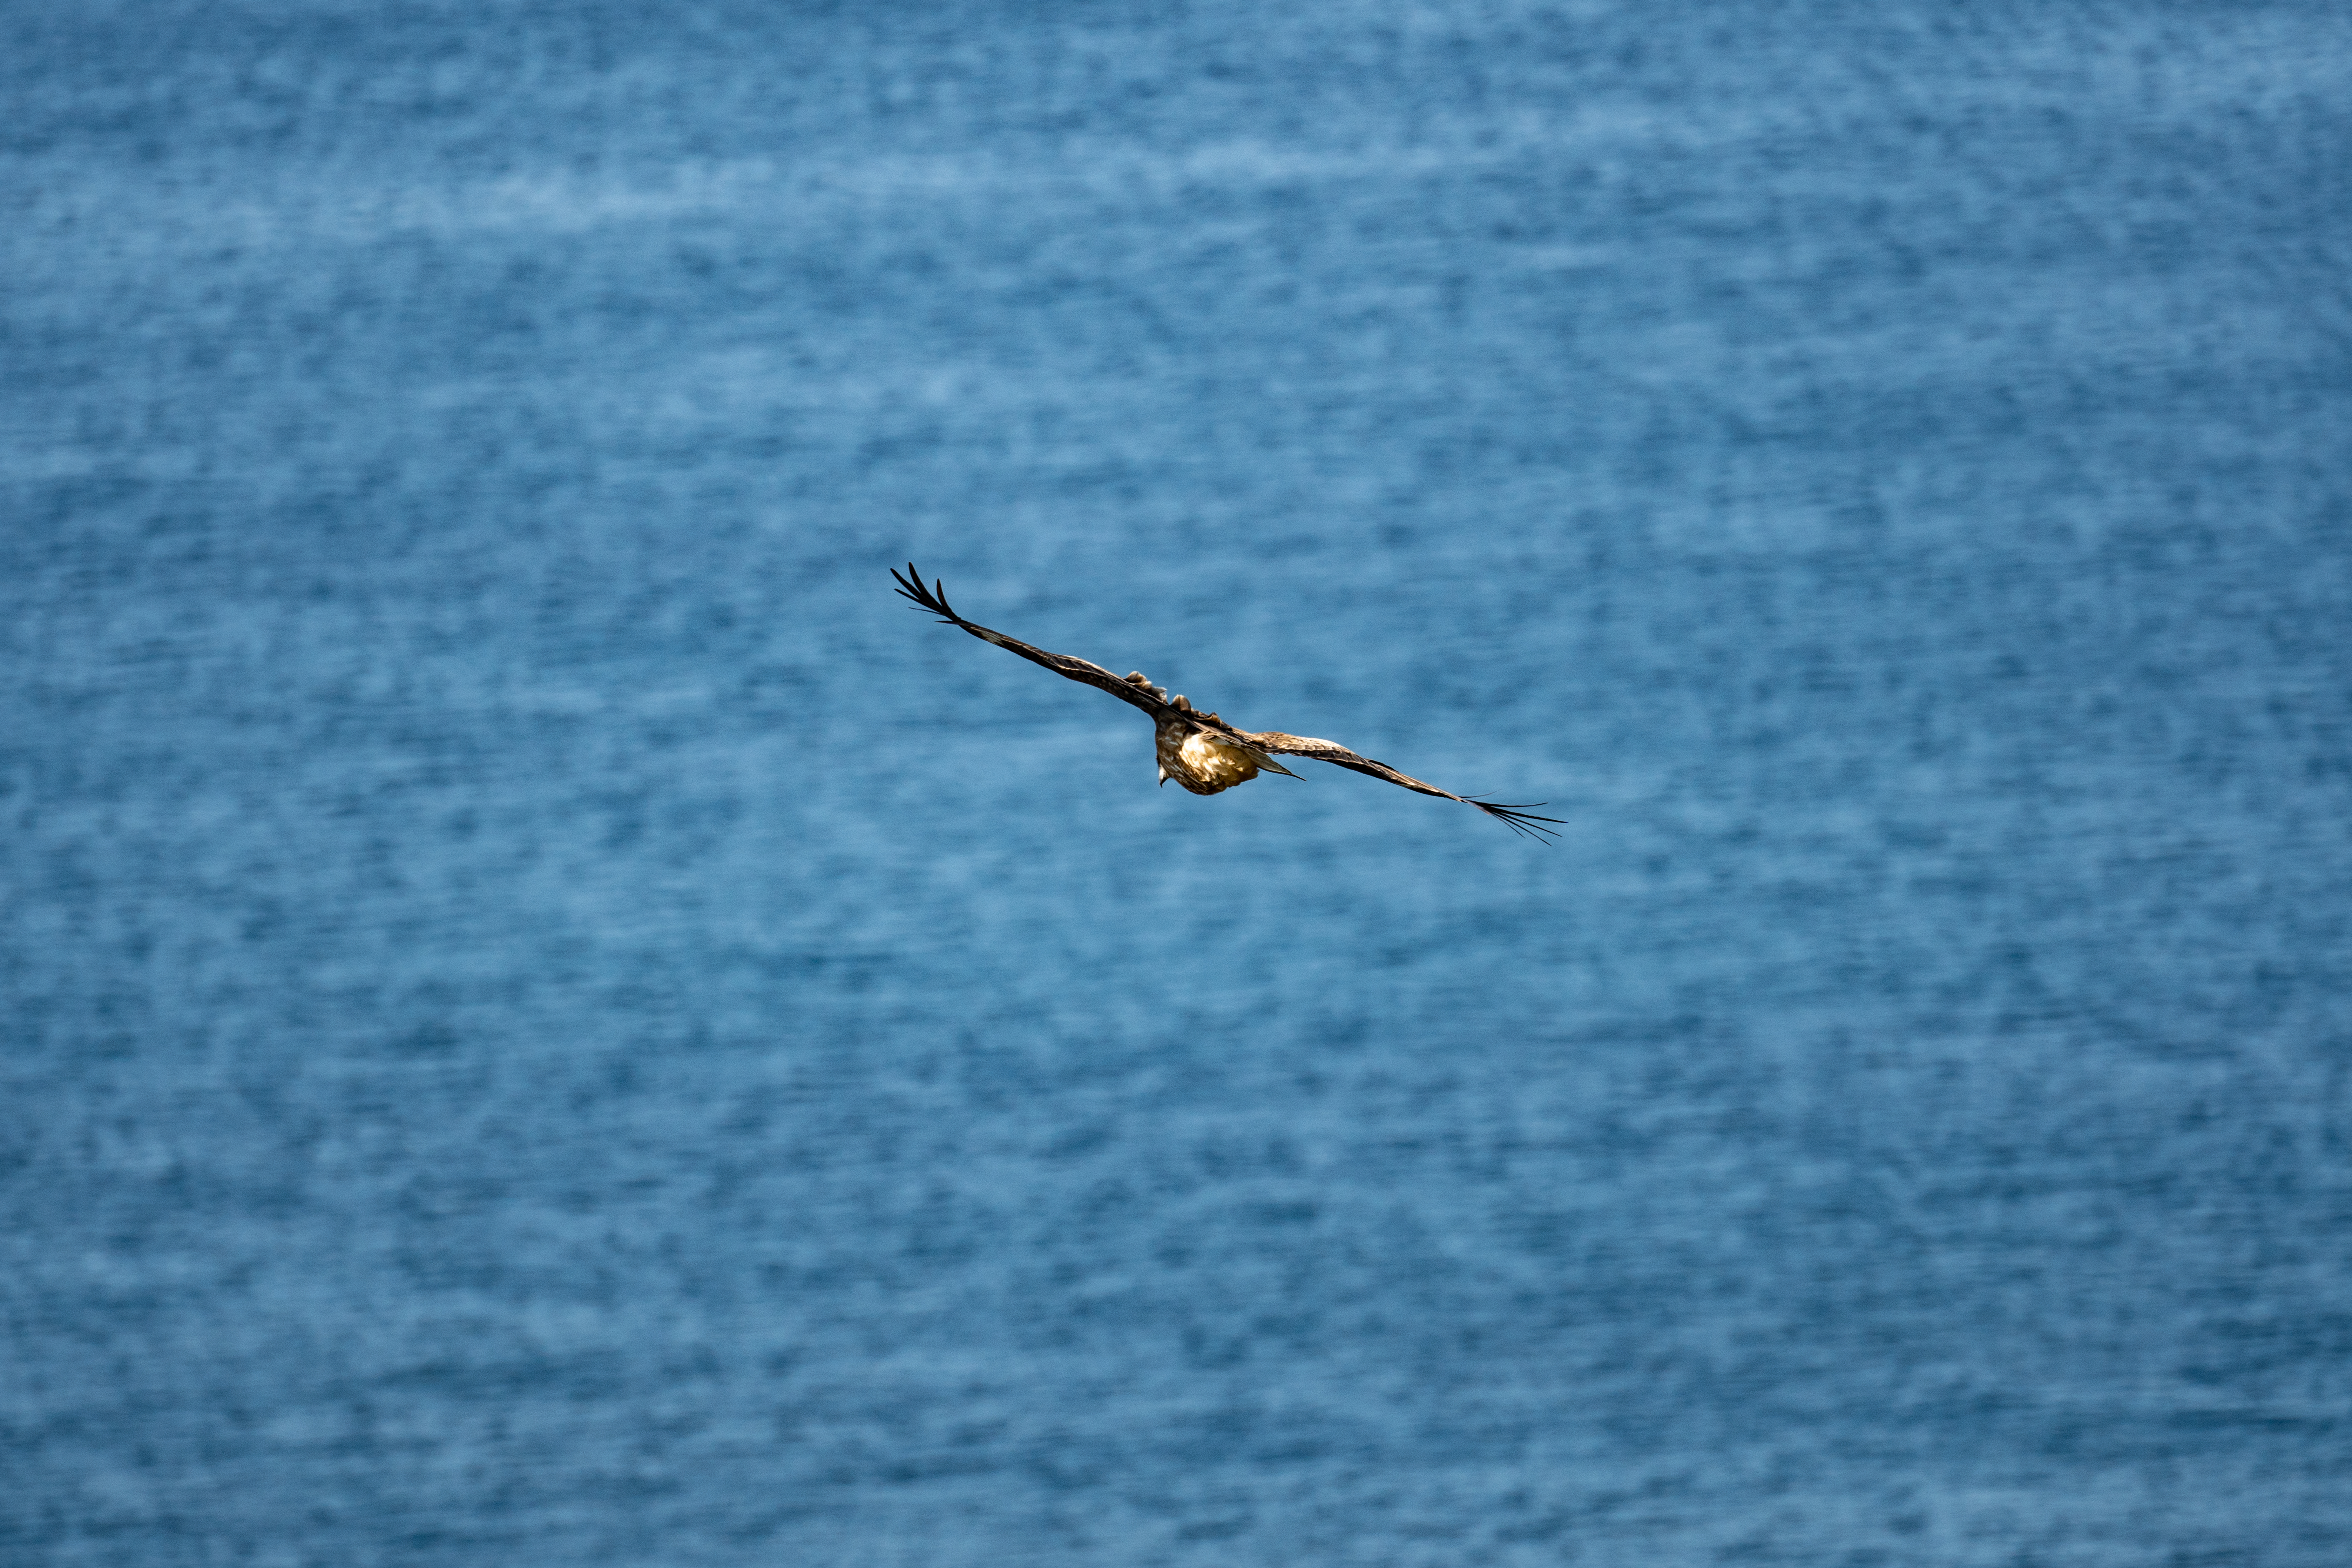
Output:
5,2,2352,1563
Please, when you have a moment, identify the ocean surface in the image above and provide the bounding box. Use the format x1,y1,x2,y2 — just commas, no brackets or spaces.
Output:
5,2,2350,1563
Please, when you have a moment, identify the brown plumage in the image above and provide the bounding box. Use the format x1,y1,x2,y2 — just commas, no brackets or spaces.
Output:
891,563,1560,840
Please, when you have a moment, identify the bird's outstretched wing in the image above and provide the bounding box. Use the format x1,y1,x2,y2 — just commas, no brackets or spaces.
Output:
1241,731,1564,841
892,563,1177,719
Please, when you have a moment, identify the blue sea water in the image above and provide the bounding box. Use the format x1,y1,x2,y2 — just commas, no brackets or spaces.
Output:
5,1,2351,1562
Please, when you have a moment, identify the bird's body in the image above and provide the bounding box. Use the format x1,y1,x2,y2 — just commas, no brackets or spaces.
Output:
1157,714,1271,794
891,564,1559,839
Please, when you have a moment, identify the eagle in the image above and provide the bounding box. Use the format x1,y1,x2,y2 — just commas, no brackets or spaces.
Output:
892,563,1561,839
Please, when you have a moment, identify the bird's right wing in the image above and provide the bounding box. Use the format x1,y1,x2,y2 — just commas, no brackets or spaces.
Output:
1244,730,1563,840
892,563,1175,720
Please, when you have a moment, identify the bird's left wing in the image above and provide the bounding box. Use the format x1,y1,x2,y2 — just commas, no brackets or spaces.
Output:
892,563,1174,719
1243,730,1563,840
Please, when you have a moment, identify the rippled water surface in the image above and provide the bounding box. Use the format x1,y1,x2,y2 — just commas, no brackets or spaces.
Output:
6,2,2351,1563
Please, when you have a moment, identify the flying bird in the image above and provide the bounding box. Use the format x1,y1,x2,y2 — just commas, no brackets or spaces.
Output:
891,563,1560,839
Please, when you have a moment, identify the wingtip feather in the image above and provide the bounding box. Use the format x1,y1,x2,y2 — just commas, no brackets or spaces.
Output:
891,560,962,624
1470,799,1564,842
